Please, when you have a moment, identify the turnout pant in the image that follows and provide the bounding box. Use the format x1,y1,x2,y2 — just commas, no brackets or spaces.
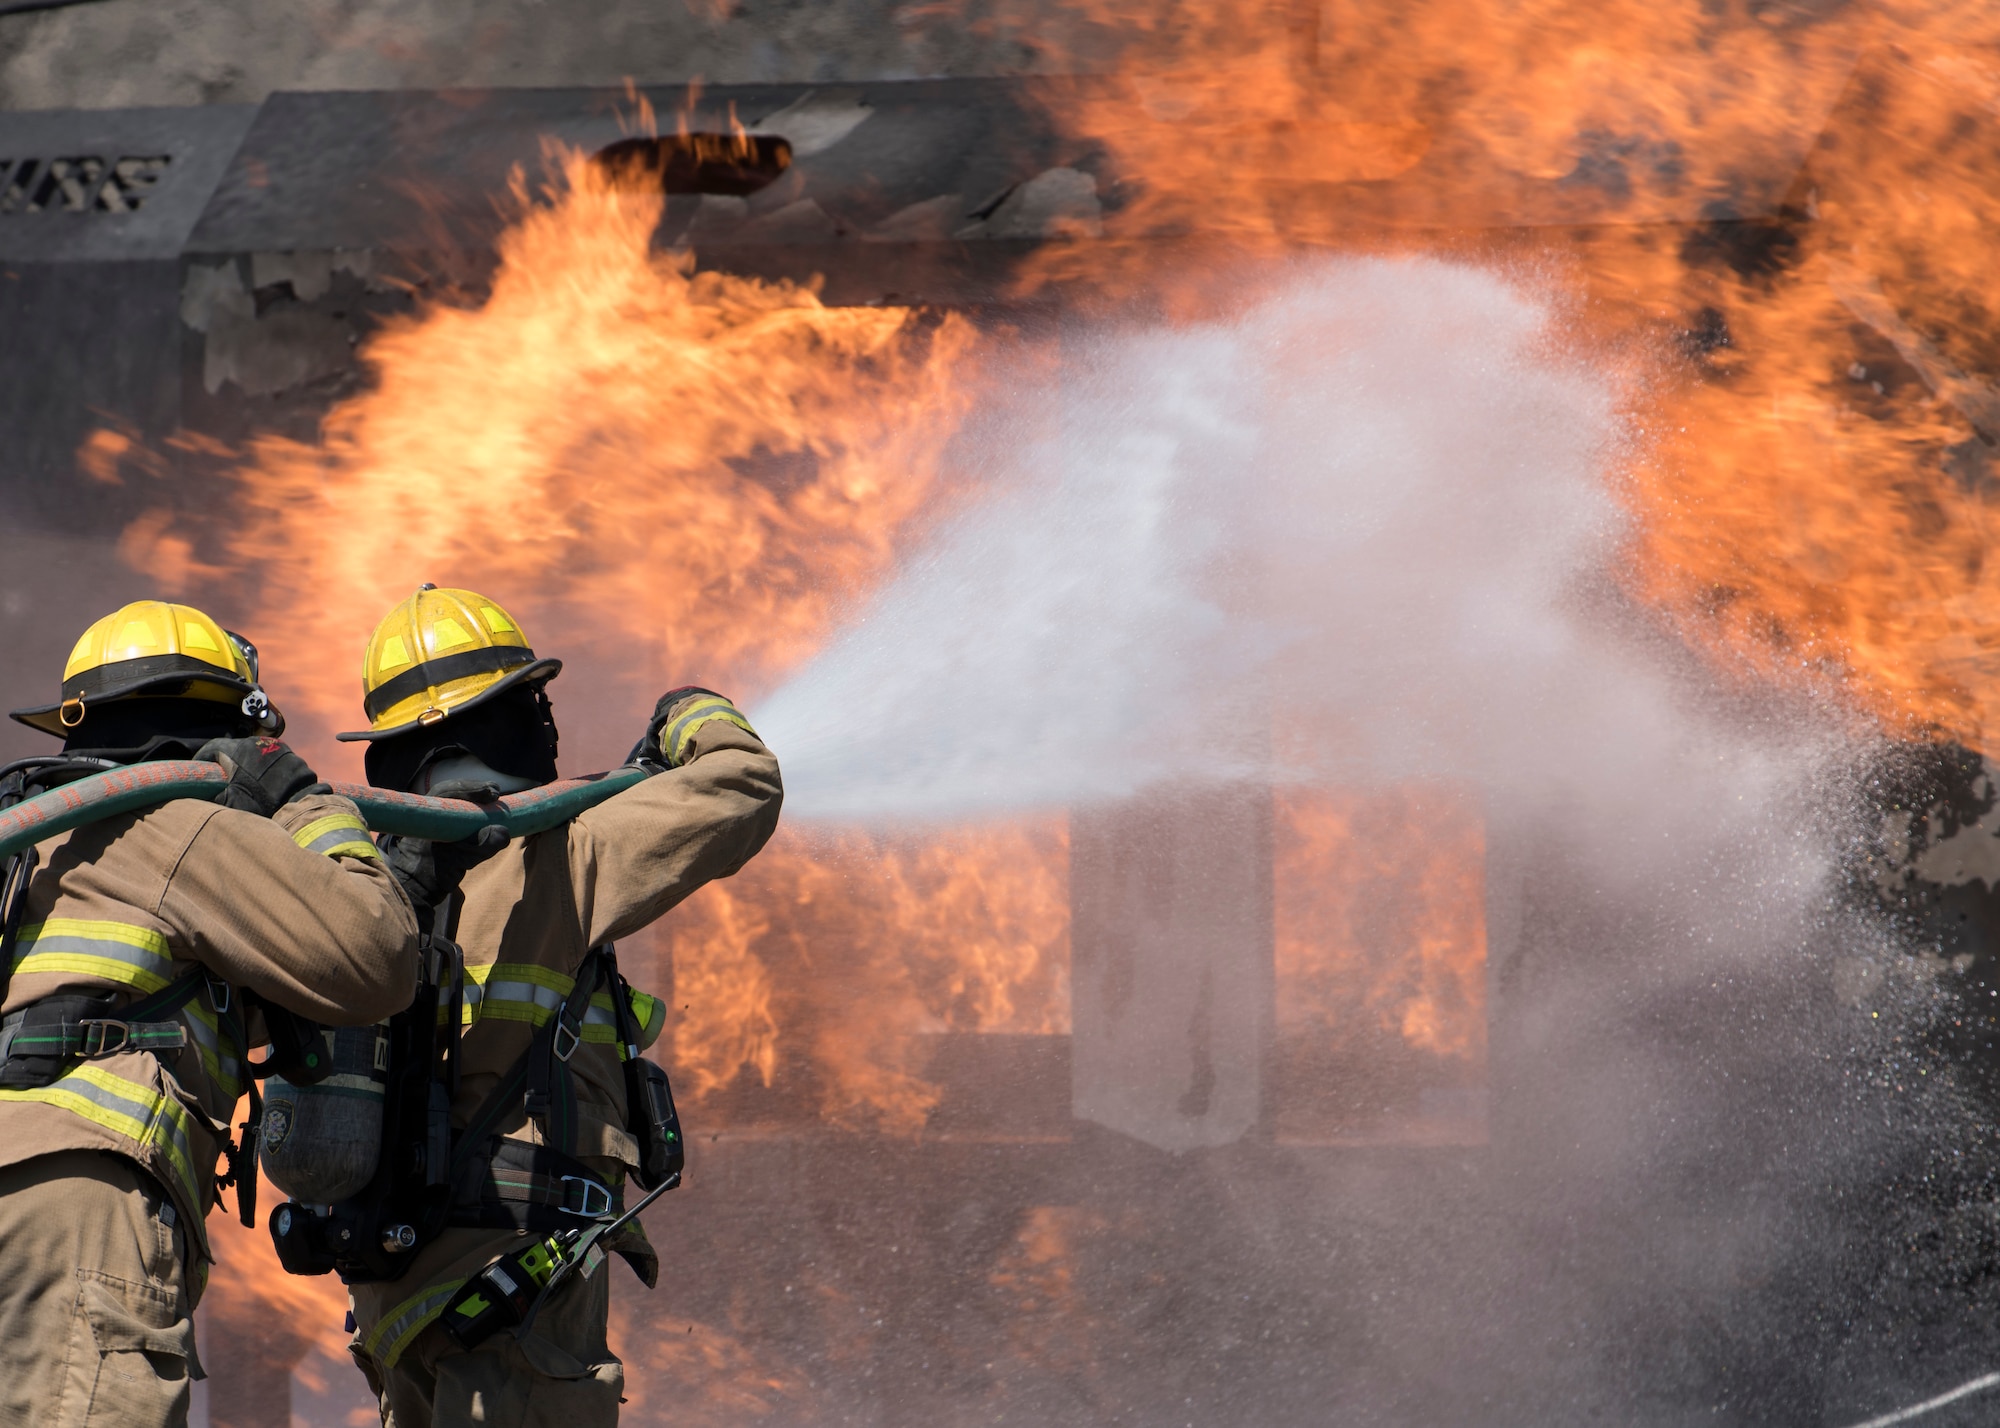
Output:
0,1150,200,1428
351,1231,624,1428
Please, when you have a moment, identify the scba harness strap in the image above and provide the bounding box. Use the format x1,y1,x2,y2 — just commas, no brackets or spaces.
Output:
447,943,669,1234
450,1138,622,1229
0,972,202,1087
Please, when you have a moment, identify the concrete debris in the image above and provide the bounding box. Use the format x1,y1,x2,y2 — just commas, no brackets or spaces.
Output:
864,194,964,243
751,90,874,158
685,193,750,241
251,249,334,302
957,167,1102,240
179,260,253,334
738,198,842,243
202,308,352,396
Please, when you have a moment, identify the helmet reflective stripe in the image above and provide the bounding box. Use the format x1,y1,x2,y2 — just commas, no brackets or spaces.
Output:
291,814,381,861
365,1277,469,1370
362,646,538,724
0,1062,201,1214
10,919,176,995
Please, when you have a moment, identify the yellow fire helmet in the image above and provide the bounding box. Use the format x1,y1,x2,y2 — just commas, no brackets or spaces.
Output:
10,599,281,737
338,585,561,742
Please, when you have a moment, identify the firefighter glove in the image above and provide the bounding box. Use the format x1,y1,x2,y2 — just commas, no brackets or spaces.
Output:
197,736,326,816
640,687,757,769
381,785,511,927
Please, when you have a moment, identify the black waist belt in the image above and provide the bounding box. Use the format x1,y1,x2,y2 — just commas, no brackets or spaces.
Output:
0,974,201,1091
448,1137,623,1232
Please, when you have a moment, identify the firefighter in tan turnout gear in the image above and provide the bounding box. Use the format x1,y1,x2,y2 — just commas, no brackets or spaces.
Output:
331,586,781,1426
0,600,421,1427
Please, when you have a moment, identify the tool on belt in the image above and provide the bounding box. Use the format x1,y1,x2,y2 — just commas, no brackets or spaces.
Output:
442,1155,682,1350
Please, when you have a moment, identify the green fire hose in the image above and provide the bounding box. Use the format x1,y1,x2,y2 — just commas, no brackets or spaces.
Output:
0,762,652,862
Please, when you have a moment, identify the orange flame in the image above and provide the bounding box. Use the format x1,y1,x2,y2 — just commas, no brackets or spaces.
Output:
983,4,2000,749
665,820,1069,1132
1619,44,2000,747
121,148,975,767
1275,787,1487,1064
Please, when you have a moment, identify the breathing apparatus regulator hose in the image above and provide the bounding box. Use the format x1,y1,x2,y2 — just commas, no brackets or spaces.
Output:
0,763,653,861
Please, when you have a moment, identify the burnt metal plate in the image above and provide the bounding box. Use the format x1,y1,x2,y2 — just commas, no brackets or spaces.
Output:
186,81,1075,258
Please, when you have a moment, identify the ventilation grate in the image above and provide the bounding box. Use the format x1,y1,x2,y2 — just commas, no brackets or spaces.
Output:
0,154,171,215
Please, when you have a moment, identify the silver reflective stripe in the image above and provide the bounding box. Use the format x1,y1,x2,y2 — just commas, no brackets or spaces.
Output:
10,919,176,994
477,976,567,1025
291,814,380,860
458,964,657,1050
304,828,379,858
0,1063,200,1211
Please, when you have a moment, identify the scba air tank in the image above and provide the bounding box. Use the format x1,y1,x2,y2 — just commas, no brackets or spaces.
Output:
259,1024,388,1202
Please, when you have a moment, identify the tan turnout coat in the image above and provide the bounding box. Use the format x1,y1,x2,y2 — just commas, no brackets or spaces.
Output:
350,715,782,1375
0,790,421,1277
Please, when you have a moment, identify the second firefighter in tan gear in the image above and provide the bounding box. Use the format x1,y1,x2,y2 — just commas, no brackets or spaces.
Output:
0,600,422,1428
336,587,782,1425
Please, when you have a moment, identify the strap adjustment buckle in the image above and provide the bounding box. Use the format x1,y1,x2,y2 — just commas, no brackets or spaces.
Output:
551,1019,581,1064
559,1175,614,1218
76,1019,131,1057
77,1019,188,1058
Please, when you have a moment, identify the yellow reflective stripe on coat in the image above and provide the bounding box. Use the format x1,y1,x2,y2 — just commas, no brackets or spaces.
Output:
365,1277,467,1370
292,813,380,860
0,1062,199,1211
664,695,755,765
9,919,175,994
459,963,664,1054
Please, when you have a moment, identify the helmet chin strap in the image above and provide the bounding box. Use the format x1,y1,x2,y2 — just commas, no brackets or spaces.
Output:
417,753,536,796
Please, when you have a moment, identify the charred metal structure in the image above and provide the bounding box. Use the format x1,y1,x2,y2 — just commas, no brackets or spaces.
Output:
5,74,2000,1428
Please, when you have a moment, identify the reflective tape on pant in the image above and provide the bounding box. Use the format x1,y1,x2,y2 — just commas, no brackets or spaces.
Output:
0,1062,200,1211
291,813,381,860
9,919,176,994
364,1276,468,1370
460,963,665,1053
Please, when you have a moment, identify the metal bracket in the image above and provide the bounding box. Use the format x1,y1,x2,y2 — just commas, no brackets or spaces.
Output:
560,1175,614,1218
